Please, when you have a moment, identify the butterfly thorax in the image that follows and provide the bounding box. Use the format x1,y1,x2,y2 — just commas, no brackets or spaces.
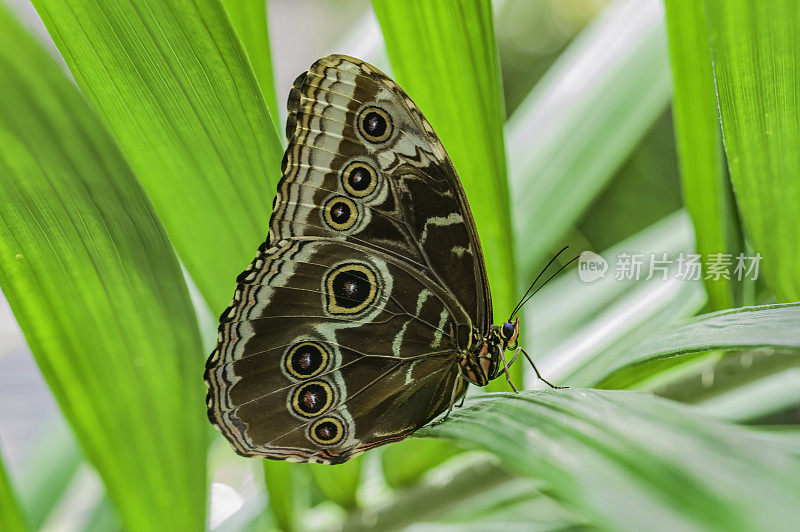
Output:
458,318,520,386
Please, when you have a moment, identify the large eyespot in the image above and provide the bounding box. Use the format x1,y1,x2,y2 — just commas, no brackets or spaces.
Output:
290,380,334,418
324,263,378,315
283,342,329,380
341,161,377,198
309,416,344,445
357,106,392,143
323,196,358,231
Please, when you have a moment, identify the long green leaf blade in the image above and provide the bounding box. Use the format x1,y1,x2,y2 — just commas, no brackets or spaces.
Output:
0,7,205,530
31,0,284,313
17,419,82,529
421,389,800,531
221,0,280,133
706,0,800,301
603,302,800,376
664,0,739,310
370,0,516,390
0,453,27,532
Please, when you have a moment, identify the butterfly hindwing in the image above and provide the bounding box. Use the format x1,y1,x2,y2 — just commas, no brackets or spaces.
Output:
205,238,468,463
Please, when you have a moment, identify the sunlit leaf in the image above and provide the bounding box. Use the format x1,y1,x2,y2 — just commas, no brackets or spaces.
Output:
31,0,284,313
0,6,206,530
221,0,280,133
706,0,800,301
664,0,740,310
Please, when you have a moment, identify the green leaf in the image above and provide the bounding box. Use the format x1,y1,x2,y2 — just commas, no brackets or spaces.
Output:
380,439,462,489
263,461,310,532
603,302,800,377
0,452,28,532
341,459,514,532
508,0,671,276
31,0,284,313
17,419,82,529
221,0,280,133
0,6,206,531
706,0,800,302
421,389,800,531
664,0,740,310
370,0,515,391
308,457,362,510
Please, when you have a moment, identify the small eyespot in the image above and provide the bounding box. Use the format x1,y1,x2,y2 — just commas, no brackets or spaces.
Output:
323,196,358,231
283,342,329,380
309,416,344,445
290,381,334,418
341,161,377,198
357,106,392,143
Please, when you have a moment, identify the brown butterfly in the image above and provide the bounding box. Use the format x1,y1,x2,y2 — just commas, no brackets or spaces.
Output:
204,55,562,464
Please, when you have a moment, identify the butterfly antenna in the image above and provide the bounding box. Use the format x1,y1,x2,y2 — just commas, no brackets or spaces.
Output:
508,246,569,320
510,254,579,319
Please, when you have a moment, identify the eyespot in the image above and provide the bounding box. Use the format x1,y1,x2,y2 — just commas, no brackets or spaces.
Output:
283,342,329,380
308,416,344,445
341,161,377,198
357,106,392,143
324,263,378,315
290,380,334,418
323,196,358,231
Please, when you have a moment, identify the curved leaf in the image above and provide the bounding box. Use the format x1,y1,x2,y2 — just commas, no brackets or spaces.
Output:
31,0,284,313
604,302,800,376
421,389,800,532
0,6,205,531
664,0,740,310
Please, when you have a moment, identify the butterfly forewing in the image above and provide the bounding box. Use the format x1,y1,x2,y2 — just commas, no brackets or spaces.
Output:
205,55,491,463
276,55,491,327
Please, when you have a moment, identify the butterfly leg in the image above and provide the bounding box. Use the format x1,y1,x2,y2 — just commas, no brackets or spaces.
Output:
518,347,567,389
498,349,518,393
500,350,520,373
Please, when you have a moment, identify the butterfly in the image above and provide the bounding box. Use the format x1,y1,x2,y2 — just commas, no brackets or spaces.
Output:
204,55,563,464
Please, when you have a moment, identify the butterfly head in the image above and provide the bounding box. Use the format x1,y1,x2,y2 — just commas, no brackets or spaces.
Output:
499,317,520,351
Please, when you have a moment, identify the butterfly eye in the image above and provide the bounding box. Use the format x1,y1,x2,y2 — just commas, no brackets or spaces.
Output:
502,322,515,340
342,161,378,198
357,106,393,143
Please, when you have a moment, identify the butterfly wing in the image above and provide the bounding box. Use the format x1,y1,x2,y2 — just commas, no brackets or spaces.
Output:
205,55,486,462
206,238,466,463
275,54,491,329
